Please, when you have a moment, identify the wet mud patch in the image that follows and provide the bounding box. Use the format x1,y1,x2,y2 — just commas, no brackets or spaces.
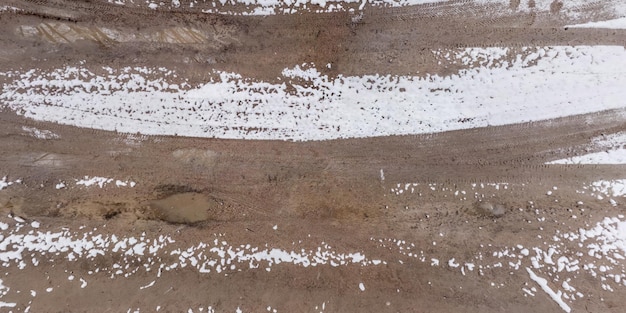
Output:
150,192,215,224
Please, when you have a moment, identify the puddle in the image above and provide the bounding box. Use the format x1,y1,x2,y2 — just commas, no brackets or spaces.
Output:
150,192,212,224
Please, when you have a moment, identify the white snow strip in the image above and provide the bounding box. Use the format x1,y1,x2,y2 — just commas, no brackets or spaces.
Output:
359,282,365,291
140,280,156,290
548,149,626,165
75,176,135,188
3,46,626,141
526,268,571,313
566,17,626,30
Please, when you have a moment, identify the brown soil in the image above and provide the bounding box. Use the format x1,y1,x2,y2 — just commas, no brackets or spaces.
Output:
1,1,626,312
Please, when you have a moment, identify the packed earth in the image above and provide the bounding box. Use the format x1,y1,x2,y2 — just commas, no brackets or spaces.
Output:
1,0,626,312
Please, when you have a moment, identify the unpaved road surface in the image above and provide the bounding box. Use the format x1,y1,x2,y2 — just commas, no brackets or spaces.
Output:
1,1,626,312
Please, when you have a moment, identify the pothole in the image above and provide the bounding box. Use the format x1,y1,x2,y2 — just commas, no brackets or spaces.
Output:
150,192,213,224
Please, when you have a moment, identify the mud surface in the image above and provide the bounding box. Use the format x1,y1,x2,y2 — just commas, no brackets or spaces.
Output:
1,1,626,312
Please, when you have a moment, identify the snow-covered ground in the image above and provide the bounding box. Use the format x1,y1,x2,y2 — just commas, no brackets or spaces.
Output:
2,46,626,141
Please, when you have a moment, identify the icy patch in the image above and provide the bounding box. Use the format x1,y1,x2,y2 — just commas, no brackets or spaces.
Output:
3,46,626,141
21,126,60,140
566,17,626,29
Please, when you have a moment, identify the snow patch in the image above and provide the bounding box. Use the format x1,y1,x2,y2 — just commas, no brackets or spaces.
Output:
0,176,20,191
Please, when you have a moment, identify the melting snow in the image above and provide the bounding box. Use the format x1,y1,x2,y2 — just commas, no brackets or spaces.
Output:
585,180,626,198
21,126,60,140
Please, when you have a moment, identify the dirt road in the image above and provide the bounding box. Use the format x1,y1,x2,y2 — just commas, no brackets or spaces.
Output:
1,1,626,312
